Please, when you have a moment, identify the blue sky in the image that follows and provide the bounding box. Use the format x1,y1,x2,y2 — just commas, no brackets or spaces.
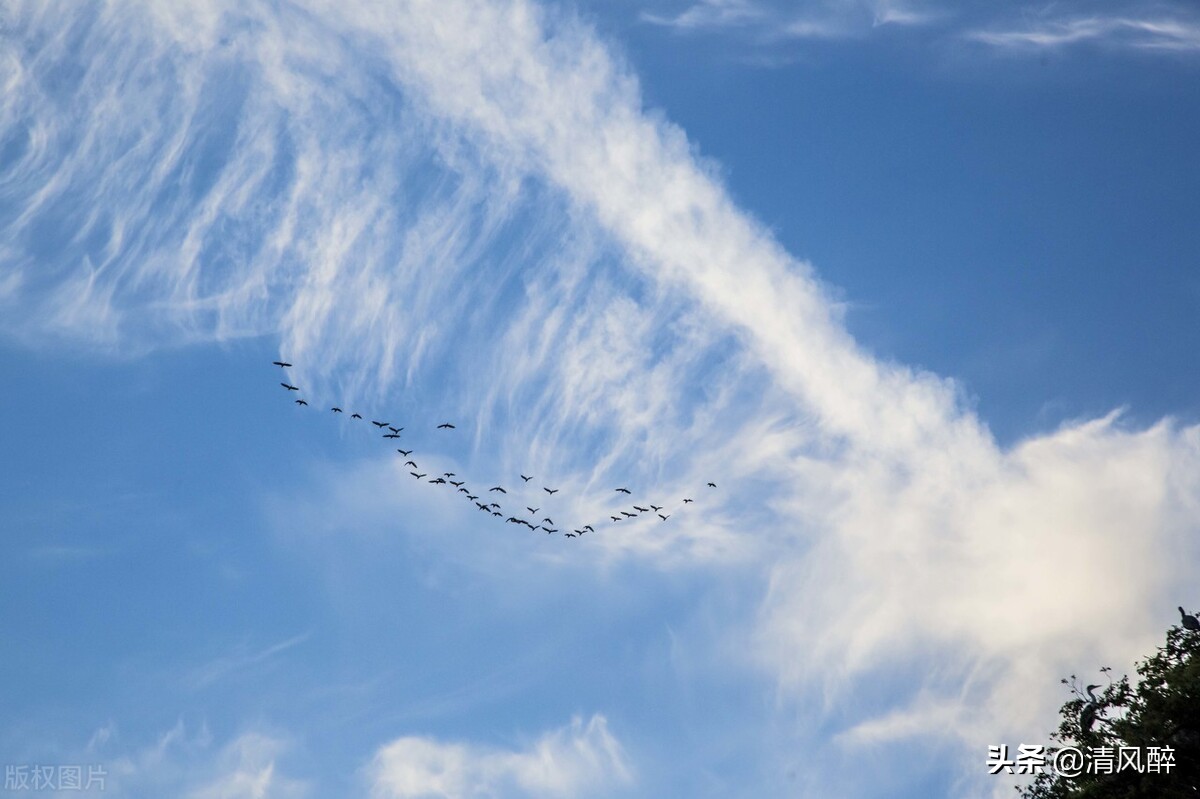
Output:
1,1,1198,797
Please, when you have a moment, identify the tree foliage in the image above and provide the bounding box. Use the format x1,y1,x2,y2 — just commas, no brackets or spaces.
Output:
1019,614,1200,798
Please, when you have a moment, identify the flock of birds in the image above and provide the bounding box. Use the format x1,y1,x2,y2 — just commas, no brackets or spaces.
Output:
273,361,717,540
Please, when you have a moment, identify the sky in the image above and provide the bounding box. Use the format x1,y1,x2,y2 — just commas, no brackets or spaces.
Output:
1,1,1199,797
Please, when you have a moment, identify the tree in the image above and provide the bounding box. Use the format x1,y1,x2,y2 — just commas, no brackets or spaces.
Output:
1019,612,1200,798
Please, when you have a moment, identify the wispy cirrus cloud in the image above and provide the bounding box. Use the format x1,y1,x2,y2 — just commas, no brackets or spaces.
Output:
367,715,631,799
640,0,935,39
967,12,1200,51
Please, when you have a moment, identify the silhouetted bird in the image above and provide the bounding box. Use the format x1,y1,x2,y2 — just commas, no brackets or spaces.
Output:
466,495,478,501
542,517,554,524
411,472,425,479
444,472,455,477
658,513,670,521
489,503,500,509
521,474,533,482
430,478,447,484
707,482,716,488
351,413,362,419
437,423,455,429
490,486,507,493
384,434,400,439
583,525,594,532
1081,684,1103,732
682,498,693,503
398,449,412,456
1181,607,1200,632
633,505,648,512
611,516,621,522
404,461,418,468
372,421,388,428
491,511,502,517
527,507,540,514
615,487,631,494
650,504,662,512
295,399,308,406
281,383,299,391
565,532,576,538
458,487,469,493
450,480,464,487
389,427,402,434
331,407,343,413
273,361,292,368
621,511,636,518
544,487,558,495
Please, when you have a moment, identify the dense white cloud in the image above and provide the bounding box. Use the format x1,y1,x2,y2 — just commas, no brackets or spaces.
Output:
2,1,1198,796
368,715,631,798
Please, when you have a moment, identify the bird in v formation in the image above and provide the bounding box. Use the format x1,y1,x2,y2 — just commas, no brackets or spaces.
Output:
271,359,718,540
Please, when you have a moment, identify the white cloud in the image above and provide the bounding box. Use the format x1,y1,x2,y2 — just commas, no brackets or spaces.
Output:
968,14,1200,51
368,715,631,799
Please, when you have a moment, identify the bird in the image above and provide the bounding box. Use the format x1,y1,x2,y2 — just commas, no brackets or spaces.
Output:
437,423,455,429
520,474,533,482
281,383,299,391
542,517,554,524
615,487,631,494
489,503,500,509
331,407,343,413
490,486,507,493
450,480,464,487
397,449,412,456
411,472,425,479
610,516,621,522
444,472,455,477
658,513,670,521
707,482,716,488
294,399,308,406
565,532,577,538
544,487,558,495
492,511,502,517
633,505,648,512
583,525,594,532
458,487,469,493
430,478,447,485
404,461,418,468
351,413,362,419
371,421,389,428
1180,607,1200,632
650,504,662,512
682,498,693,503
466,495,478,501
383,433,400,439
272,361,292,368
389,426,402,434
1081,684,1103,732
527,507,540,514
621,511,636,518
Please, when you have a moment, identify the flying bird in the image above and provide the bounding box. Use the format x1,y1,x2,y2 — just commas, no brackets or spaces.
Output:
650,504,662,512
466,495,478,501
610,516,621,522
383,433,400,439
371,421,389,428
489,503,500,509
583,525,594,532
389,426,402,434
397,449,412,456
682,498,693,503
565,532,576,538
621,511,636,518
331,407,343,413
633,505,648,513
707,482,717,488
294,399,308,406
437,423,455,429
430,478,447,485
272,361,292,368
544,487,558,495
520,474,533,482
490,486,507,493
281,383,299,391
542,517,554,524
411,472,425,479
450,480,464,487
658,513,670,521
351,413,362,419
458,487,469,493
527,507,540,514
615,487,631,494
1181,607,1200,632
404,461,418,468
